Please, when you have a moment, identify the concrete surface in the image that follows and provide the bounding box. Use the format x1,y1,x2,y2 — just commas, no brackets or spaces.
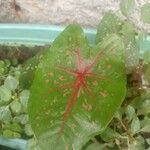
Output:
0,0,149,31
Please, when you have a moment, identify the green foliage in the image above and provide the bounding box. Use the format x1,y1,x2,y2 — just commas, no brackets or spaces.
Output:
4,76,19,91
0,59,32,139
120,0,135,17
100,127,121,142
10,101,22,115
19,90,30,112
84,143,107,150
125,105,135,121
96,12,139,73
130,116,141,135
0,106,12,123
140,4,150,23
0,6,150,150
0,86,11,103
96,12,123,44
28,24,126,150
19,49,48,89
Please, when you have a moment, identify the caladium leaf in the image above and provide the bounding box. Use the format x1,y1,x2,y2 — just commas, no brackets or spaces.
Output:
96,12,123,44
28,24,126,150
96,12,139,73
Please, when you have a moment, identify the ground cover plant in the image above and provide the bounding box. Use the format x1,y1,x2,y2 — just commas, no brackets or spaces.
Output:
0,1,150,150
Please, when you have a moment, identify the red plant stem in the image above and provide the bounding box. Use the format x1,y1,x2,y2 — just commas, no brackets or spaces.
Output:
76,48,82,71
85,50,104,72
57,48,105,138
59,81,81,136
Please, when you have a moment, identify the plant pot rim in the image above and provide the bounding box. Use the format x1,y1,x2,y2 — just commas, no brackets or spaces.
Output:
0,24,150,52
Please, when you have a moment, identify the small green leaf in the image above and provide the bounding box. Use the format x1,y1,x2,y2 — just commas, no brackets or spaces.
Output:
0,106,12,123
140,4,150,23
100,127,121,142
120,0,135,17
19,90,30,111
10,101,22,115
4,76,19,91
85,143,106,150
96,13,138,73
0,85,11,102
130,116,141,135
4,122,22,133
137,99,150,115
24,124,34,136
0,61,5,75
141,124,150,133
3,129,21,138
96,12,122,44
119,22,139,72
129,136,145,150
140,116,150,133
146,139,150,145
13,114,29,125
125,105,135,121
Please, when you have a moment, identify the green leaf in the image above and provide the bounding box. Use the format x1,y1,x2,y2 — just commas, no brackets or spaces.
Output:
0,85,11,103
3,122,22,133
100,127,121,142
0,61,5,75
96,12,122,44
120,0,135,17
146,138,150,145
96,13,138,73
84,143,106,150
28,24,126,150
13,114,29,125
10,101,22,115
129,136,145,150
3,129,21,138
4,76,19,91
125,105,135,122
140,116,150,133
0,106,12,123
140,4,150,23
120,22,139,72
19,90,30,112
19,50,48,89
24,124,34,136
130,116,141,135
137,99,150,115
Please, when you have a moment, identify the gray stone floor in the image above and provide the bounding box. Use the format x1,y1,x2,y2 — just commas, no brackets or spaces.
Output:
0,0,149,32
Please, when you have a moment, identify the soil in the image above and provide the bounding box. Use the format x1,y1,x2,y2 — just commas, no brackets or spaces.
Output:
0,45,50,63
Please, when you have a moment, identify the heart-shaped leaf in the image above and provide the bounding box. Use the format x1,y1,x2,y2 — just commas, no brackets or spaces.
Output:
96,12,123,44
96,12,139,73
28,24,126,150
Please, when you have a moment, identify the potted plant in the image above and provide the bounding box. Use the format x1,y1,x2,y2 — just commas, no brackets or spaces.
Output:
0,1,150,149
